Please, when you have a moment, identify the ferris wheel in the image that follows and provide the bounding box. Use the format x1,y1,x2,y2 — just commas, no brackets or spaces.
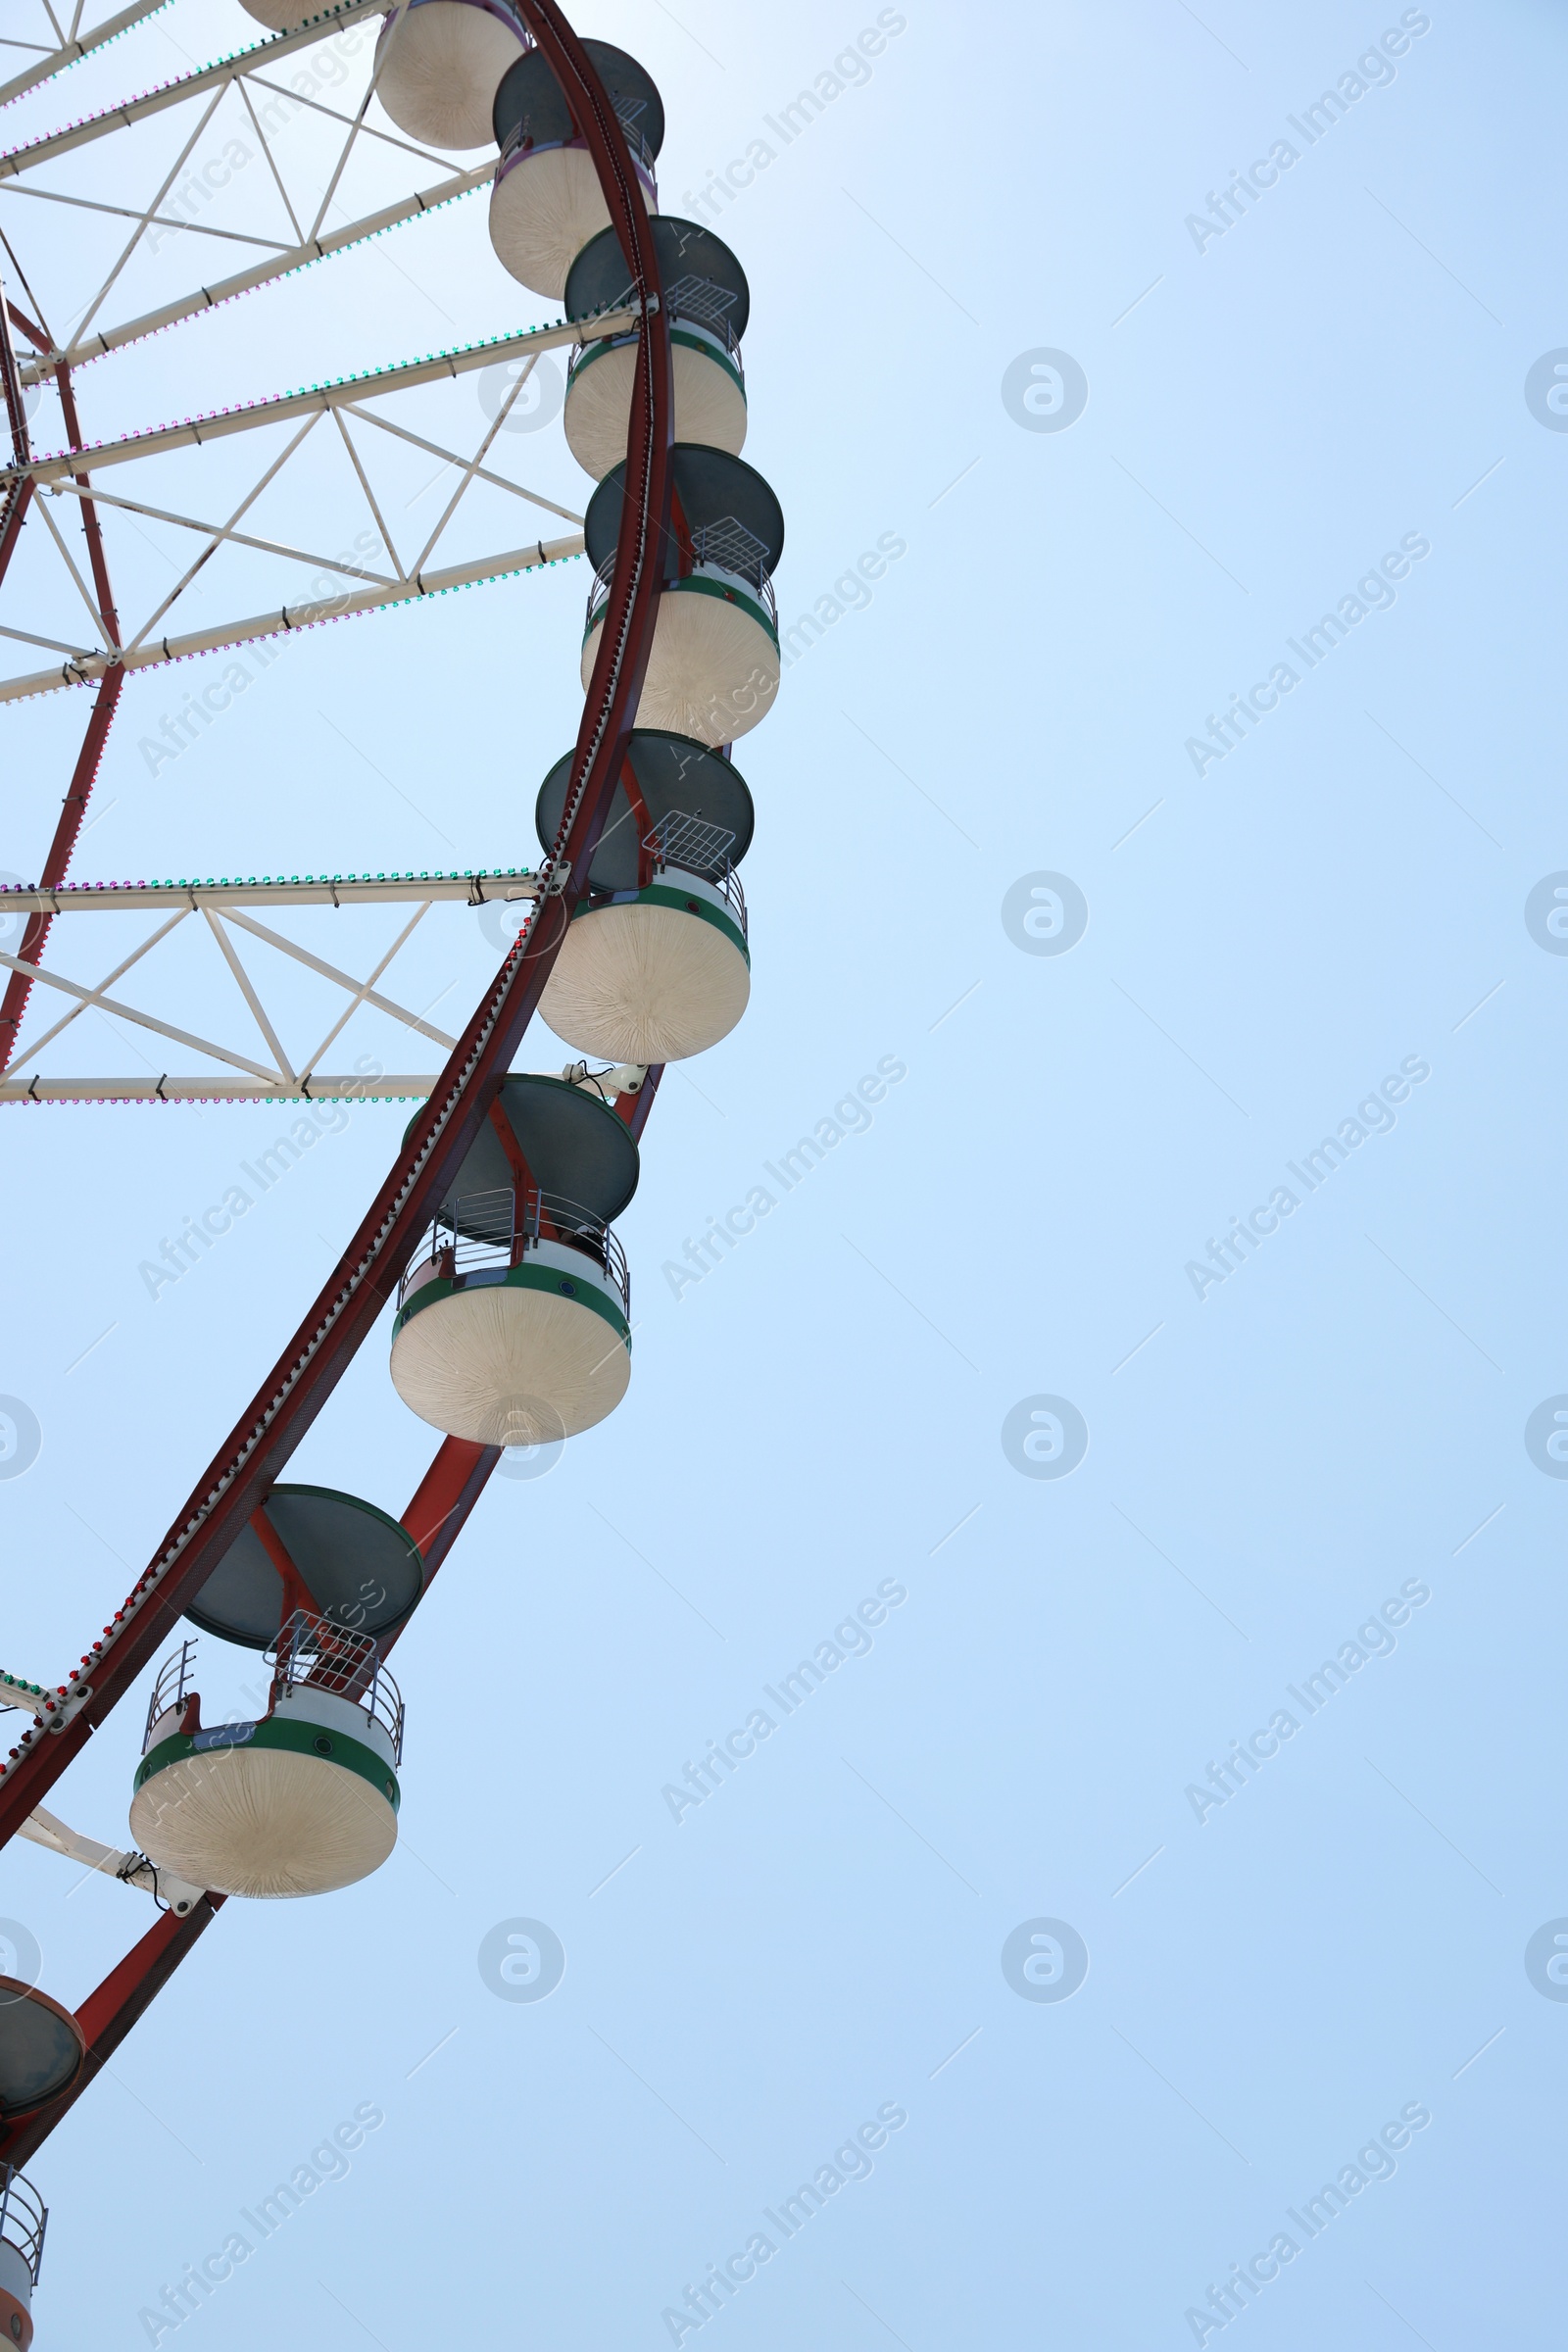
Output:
0,0,785,2335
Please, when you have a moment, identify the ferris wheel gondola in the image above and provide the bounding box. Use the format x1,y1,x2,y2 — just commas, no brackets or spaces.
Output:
564,216,750,478
534,731,755,1060
373,0,532,151
488,37,664,296
389,1073,639,1446
0,3,781,2326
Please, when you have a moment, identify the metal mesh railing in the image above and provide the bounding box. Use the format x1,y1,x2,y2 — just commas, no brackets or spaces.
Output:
664,272,741,355
588,520,776,632
429,1183,517,1277
641,811,748,935
145,1639,196,1745
500,94,657,175
269,1611,404,1763
643,808,736,875
690,515,768,590
400,1189,631,1319
0,2169,46,2286
573,270,739,360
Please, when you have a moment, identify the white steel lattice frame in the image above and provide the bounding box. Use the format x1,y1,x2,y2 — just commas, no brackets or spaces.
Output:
0,866,545,1097
0,0,624,1094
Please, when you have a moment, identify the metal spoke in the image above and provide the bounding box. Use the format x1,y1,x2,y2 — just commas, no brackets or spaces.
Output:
28,493,111,644
0,943,280,1079
0,222,52,349
201,908,295,1083
51,476,400,586
3,180,297,255
0,618,100,657
232,75,305,247
0,4,169,110
298,901,430,1074
410,355,538,574
0,529,583,701
341,401,585,526
303,79,374,246
16,166,493,383
242,68,463,175
4,874,539,916
332,410,407,581
0,2,387,175
219,906,459,1048
0,1072,442,1102
9,314,626,484
123,411,321,653
69,84,229,346
10,909,188,1060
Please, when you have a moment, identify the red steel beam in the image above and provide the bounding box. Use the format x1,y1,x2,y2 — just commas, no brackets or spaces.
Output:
0,4,676,2173
0,666,123,1070
0,1898,225,2171
0,293,37,597
0,0,672,1852
0,331,127,1070
0,471,32,595
51,362,122,649
0,1435,493,2167
398,1437,500,1588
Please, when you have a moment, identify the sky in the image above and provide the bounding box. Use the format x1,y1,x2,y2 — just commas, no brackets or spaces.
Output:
2,0,1568,2346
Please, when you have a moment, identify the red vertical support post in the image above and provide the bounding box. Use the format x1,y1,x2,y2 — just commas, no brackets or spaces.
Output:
0,8,679,2162
0,2,674,1852
0,668,124,1070
0,339,125,1071
398,1438,501,1598
0,1898,224,2171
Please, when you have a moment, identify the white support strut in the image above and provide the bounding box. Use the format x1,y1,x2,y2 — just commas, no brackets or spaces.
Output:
15,166,495,385
0,1,172,111
0,1063,647,1104
0,871,541,912
4,314,636,485
0,531,585,699
21,1805,207,1914
0,0,392,175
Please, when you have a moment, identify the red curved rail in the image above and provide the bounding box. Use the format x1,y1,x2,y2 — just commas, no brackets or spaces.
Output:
0,0,676,2159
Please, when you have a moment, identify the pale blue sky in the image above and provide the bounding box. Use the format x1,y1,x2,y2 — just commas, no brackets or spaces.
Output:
3,2,1567,2346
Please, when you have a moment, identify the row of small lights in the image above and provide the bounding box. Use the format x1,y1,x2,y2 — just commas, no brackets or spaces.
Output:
2,1659,93,1764
26,547,583,703
0,2,602,1751
17,318,575,470
8,839,555,1752
44,181,488,380
0,0,375,150
0,868,535,891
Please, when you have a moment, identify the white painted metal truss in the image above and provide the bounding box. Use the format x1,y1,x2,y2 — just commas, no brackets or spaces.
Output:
0,0,633,699
0,867,544,1098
